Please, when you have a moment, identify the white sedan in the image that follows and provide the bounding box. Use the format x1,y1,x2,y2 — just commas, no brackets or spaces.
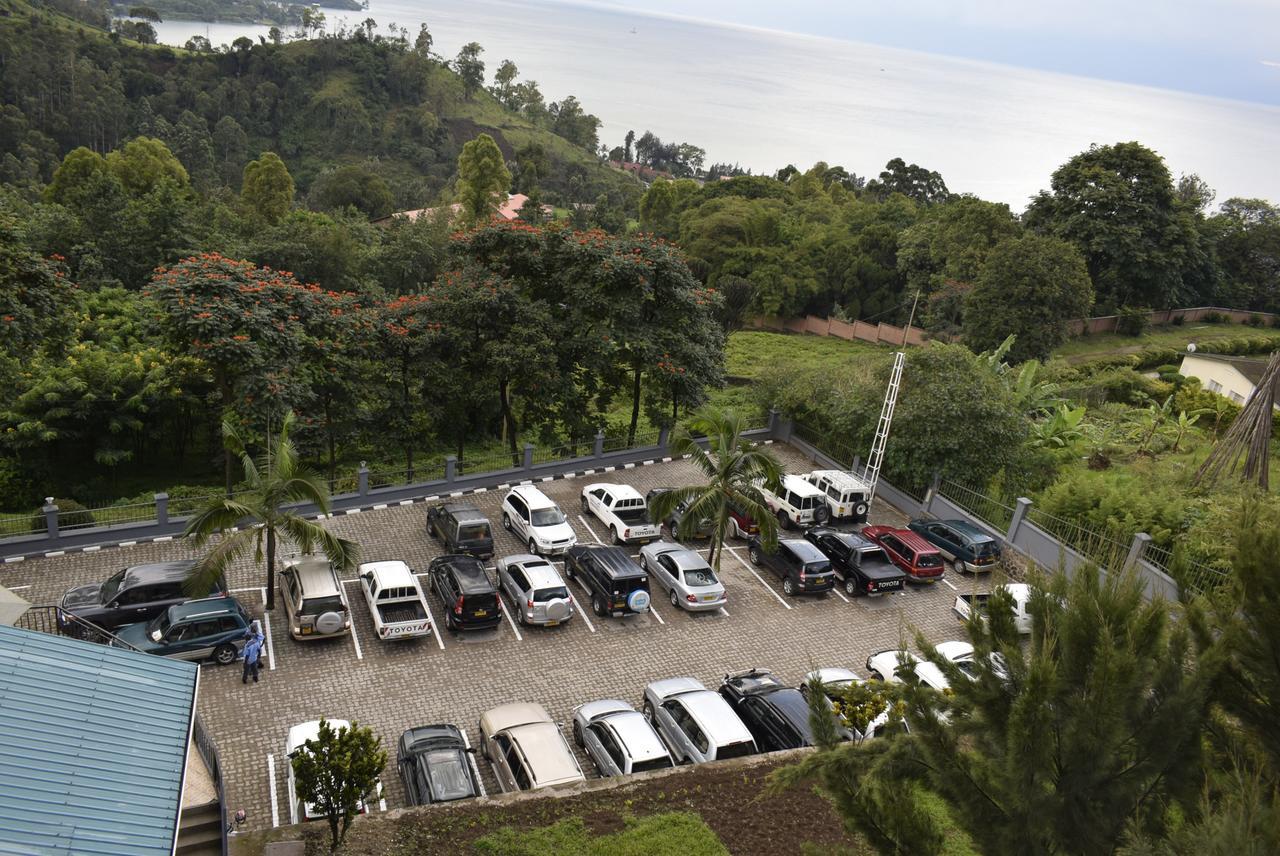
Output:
285,719,382,824
865,641,977,692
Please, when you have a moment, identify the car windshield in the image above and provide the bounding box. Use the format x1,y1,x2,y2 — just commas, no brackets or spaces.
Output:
302,595,345,614
631,755,674,773
101,569,126,602
684,568,718,587
716,740,755,760
952,658,978,679
532,586,569,602
457,524,490,541
424,750,472,801
146,611,171,635
531,508,565,527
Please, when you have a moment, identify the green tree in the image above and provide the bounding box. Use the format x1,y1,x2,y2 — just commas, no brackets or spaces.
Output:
646,407,782,571
184,412,359,611
103,136,188,196
241,152,295,225
413,22,432,56
865,157,949,205
548,95,601,151
44,147,108,205
288,719,386,852
1025,142,1209,309
0,215,75,366
897,196,1022,297
454,134,511,226
454,42,485,100
212,116,248,187
963,233,1094,362
1210,199,1280,312
308,164,394,219
890,343,1028,489
490,59,520,108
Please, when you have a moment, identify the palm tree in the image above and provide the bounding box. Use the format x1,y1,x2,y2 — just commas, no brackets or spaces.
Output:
184,411,358,611
647,407,784,573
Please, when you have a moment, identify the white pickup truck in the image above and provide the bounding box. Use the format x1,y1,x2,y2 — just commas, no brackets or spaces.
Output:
581,483,659,545
358,560,432,640
952,583,1033,635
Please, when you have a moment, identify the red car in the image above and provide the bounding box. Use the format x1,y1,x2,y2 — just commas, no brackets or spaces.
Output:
861,525,945,582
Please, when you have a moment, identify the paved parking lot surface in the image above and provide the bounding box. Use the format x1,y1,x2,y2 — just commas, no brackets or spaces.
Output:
3,445,991,831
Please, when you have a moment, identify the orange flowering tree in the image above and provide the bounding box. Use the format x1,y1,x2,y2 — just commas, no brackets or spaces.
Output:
149,252,358,490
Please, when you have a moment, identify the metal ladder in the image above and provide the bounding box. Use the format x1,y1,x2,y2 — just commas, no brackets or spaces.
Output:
863,350,905,503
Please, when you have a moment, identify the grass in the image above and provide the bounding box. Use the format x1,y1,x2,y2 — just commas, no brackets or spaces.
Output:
474,812,728,856
727,330,885,379
1052,322,1255,362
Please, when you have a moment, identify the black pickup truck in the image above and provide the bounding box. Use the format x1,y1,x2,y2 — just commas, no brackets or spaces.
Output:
804,527,907,597
426,503,494,559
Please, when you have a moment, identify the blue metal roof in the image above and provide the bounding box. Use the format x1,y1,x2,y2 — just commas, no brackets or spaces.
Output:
0,624,198,856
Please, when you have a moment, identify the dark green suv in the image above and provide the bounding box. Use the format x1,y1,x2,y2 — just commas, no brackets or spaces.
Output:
112,597,252,665
908,518,1002,573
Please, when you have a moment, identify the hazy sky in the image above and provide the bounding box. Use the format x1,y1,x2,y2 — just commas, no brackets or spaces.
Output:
588,0,1280,105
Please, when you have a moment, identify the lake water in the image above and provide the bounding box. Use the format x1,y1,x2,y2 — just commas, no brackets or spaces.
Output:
152,0,1280,209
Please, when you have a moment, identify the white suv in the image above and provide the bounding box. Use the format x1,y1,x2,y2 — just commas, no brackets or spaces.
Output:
804,470,873,523
502,485,577,556
760,474,831,530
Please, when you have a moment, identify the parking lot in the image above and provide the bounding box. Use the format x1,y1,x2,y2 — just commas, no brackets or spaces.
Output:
2,444,991,831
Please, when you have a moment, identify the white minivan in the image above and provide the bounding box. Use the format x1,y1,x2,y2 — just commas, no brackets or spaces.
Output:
501,485,578,556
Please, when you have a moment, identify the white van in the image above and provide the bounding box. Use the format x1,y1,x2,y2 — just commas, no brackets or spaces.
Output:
759,474,830,530
804,470,874,524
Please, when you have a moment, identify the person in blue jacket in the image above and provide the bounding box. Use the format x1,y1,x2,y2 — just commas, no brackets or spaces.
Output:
242,620,265,684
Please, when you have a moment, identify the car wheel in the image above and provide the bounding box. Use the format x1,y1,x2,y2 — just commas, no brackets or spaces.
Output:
845,578,858,596
503,514,513,532
749,546,762,565
640,554,650,572
612,528,623,546
592,594,606,617
642,700,655,720
528,538,539,556
670,589,680,608
580,496,589,513
516,604,528,626
479,721,489,759
782,577,796,596
572,720,584,748
777,510,791,530
213,644,236,666
952,558,965,574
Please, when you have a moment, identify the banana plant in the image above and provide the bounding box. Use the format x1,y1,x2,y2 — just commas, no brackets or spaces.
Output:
1128,395,1175,457
1030,403,1087,448
1170,407,1209,453
1009,359,1063,417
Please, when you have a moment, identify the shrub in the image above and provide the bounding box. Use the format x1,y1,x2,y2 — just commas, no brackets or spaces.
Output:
1247,313,1266,327
1201,310,1228,324
30,498,95,532
1115,306,1151,337
1171,315,1185,326
1072,368,1169,406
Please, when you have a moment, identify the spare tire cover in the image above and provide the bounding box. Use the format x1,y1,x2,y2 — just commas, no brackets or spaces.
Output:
627,589,651,613
546,599,571,622
814,505,831,523
855,502,869,517
316,611,344,635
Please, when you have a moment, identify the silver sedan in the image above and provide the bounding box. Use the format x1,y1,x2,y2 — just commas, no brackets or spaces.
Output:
638,541,727,611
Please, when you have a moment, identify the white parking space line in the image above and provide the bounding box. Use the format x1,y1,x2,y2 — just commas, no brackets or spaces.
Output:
377,781,387,812
259,587,267,607
414,574,447,651
230,586,260,594
460,728,487,797
262,613,276,671
574,596,596,633
267,753,280,828
499,598,523,641
576,514,605,545
6,585,31,591
724,547,792,610
942,578,959,592
832,588,851,604
338,580,365,660
718,607,730,617
648,602,665,625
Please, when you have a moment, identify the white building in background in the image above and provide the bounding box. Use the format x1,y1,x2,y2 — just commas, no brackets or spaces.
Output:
1178,351,1279,408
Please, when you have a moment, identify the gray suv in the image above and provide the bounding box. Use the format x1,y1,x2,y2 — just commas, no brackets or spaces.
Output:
279,554,352,640
495,554,575,627
642,677,757,764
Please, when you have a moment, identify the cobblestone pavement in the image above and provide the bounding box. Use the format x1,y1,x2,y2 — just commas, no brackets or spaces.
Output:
3,444,993,831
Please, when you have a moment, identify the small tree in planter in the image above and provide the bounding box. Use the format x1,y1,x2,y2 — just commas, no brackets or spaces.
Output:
291,719,387,852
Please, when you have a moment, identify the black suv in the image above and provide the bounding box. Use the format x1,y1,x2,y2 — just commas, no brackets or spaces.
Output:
564,545,652,618
59,561,227,633
746,537,835,596
397,724,481,806
804,527,907,597
428,556,501,631
427,503,494,559
719,669,850,751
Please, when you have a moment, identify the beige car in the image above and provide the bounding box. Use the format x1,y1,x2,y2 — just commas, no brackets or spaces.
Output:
478,702,584,793
279,554,352,641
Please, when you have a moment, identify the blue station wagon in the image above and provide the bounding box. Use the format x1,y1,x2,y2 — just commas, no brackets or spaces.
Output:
113,598,253,665
908,519,1002,573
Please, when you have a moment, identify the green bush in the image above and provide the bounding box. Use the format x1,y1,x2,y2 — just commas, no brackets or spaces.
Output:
1115,306,1151,336
1247,314,1266,327
1201,310,1228,324
1036,469,1195,549
31,498,95,532
1069,368,1169,405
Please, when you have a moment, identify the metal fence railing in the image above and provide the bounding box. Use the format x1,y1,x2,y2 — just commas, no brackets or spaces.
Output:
1025,506,1133,565
530,442,583,466
1142,542,1232,595
939,481,1015,531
